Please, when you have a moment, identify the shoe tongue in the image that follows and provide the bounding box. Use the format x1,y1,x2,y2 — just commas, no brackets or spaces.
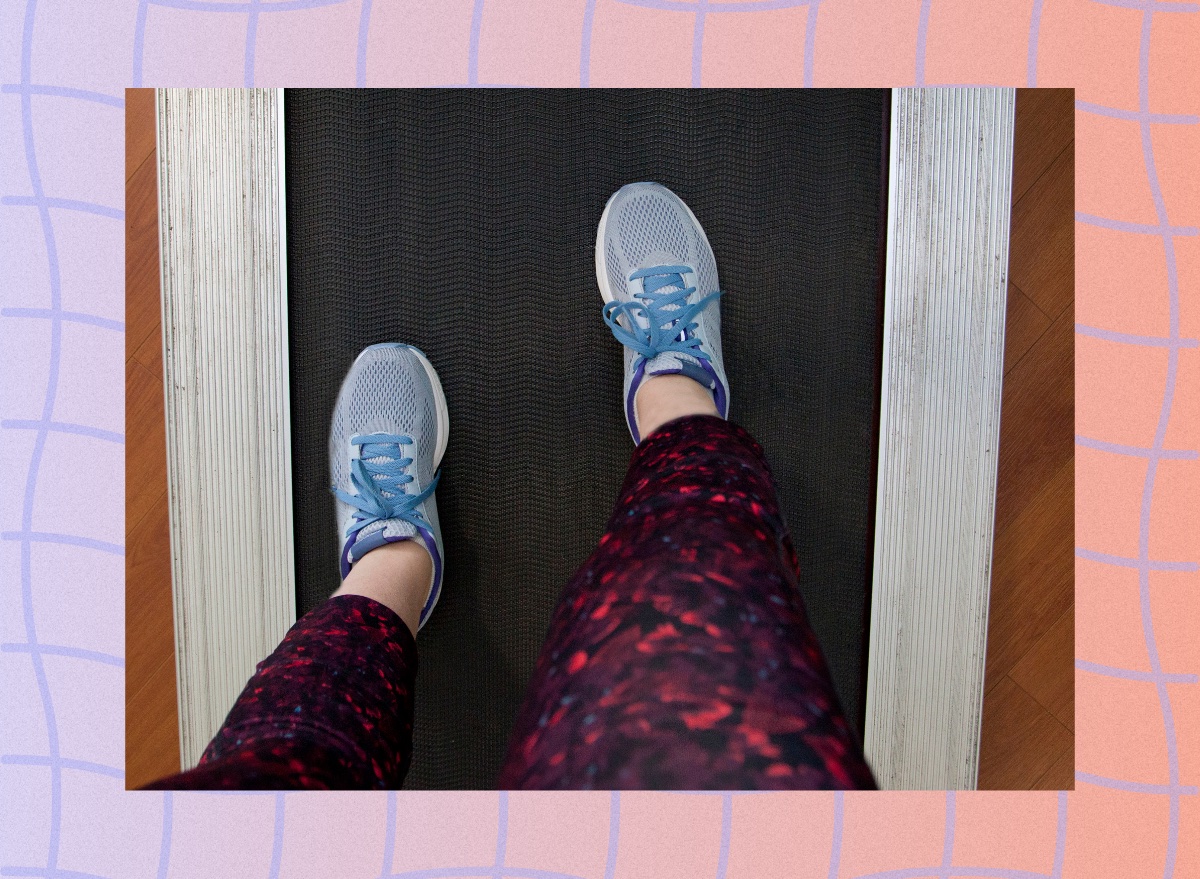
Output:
349,519,418,564
350,438,418,559
643,351,716,390
645,351,690,373
380,519,417,540
634,259,690,348
360,440,406,500
638,256,709,386
638,252,686,307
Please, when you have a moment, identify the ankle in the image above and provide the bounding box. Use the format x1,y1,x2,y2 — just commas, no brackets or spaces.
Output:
634,373,719,440
333,538,433,634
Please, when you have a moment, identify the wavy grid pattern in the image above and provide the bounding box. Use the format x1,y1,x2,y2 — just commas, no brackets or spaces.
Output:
0,0,1196,877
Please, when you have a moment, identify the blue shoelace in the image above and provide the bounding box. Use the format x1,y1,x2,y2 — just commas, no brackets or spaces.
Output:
602,265,721,362
335,433,439,540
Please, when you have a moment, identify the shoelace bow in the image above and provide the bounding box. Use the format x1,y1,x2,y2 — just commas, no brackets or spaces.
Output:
335,432,439,540
602,264,721,362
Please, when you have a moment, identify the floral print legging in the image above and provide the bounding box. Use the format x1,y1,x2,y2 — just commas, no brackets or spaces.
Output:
145,415,875,790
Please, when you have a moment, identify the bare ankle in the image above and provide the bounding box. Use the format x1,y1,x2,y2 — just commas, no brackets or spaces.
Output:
634,373,719,440
333,538,433,634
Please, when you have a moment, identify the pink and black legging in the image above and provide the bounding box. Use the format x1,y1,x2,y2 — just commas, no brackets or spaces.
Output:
144,416,876,790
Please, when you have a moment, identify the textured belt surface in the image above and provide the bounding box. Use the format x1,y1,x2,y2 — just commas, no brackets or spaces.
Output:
285,89,887,789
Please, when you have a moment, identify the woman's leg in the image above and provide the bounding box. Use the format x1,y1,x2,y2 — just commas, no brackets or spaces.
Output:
144,343,448,789
500,182,874,789
142,592,417,790
498,413,875,790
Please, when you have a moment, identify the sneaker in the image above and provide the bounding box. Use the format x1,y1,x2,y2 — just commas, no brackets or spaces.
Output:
329,343,449,631
595,181,728,444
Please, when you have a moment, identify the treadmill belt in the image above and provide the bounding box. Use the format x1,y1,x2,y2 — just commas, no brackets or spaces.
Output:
285,89,887,789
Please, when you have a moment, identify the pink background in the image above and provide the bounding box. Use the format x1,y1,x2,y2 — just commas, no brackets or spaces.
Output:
1,0,1196,875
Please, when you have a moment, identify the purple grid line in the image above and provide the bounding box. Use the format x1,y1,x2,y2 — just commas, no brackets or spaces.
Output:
847,868,1050,879
185,790,281,797
692,0,708,87
0,84,124,108
1076,99,1199,124
915,0,931,85
1075,211,1198,237
1075,322,1199,348
1027,0,1044,86
0,755,123,779
1075,434,1197,459
1075,772,1198,796
426,83,537,88
1074,547,1198,571
1089,0,1198,11
662,789,838,797
644,0,821,85
384,869,590,879
716,793,731,879
580,0,598,87
803,1,819,87
133,0,149,86
604,791,619,879
826,792,842,879
380,791,396,877
268,793,285,879
1,643,124,668
357,0,372,86
494,792,508,878
938,792,954,879
2,420,124,444
1133,9,1191,875
1,308,124,332
1077,659,1199,684
0,868,116,879
1,197,123,221
155,793,173,879
611,0,817,12
146,0,353,12
467,0,484,86
918,82,1016,88
245,0,262,86
133,0,360,86
2,532,125,556
1051,793,1067,877
8,2,70,875
376,789,613,879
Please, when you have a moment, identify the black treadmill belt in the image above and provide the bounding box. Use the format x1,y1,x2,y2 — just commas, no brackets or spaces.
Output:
285,89,886,789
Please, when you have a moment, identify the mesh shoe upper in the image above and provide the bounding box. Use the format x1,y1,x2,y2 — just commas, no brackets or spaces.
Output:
597,182,728,443
329,343,445,626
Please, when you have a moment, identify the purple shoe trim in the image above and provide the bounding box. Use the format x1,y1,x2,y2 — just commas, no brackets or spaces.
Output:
415,524,443,628
626,357,649,444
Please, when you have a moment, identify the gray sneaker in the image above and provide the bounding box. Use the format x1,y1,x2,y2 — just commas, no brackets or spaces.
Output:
596,181,728,443
329,343,449,630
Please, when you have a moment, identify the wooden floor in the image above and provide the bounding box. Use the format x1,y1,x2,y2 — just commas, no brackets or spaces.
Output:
124,89,1074,790
976,88,1075,789
125,88,180,788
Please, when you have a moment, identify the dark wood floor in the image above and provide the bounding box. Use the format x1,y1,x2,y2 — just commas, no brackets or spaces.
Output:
977,88,1074,790
124,89,1074,790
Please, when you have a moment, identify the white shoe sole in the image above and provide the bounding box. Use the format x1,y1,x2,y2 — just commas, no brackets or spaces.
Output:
406,345,450,467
